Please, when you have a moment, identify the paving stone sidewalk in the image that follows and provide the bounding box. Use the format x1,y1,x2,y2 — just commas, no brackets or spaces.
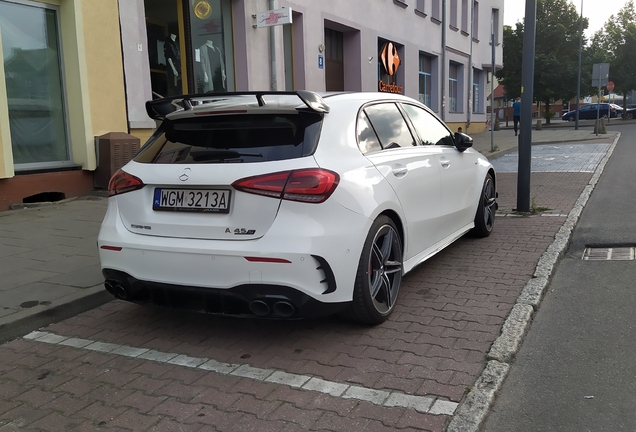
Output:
0,128,620,431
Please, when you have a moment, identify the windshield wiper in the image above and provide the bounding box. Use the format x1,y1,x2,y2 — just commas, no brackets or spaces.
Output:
190,149,263,162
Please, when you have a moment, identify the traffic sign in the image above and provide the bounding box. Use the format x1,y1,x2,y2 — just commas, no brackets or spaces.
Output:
607,81,615,91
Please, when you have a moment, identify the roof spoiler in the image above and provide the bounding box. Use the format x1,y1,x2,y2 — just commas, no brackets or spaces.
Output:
145,90,330,121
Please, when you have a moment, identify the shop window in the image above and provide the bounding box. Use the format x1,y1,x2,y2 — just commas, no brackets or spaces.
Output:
0,0,70,168
190,0,234,93
144,0,234,98
145,0,187,98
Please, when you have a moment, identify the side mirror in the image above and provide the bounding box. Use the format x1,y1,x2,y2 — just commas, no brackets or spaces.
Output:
454,132,473,152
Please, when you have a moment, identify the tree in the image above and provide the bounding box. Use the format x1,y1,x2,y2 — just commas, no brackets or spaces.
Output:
496,0,588,123
588,1,636,112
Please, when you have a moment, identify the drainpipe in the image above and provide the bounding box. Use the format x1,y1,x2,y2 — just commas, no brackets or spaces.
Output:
269,0,277,90
441,0,447,121
466,0,475,130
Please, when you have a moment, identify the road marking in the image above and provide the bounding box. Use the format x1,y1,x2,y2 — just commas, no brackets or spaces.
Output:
23,330,457,416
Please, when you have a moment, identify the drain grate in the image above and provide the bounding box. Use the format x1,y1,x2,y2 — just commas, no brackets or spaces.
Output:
582,247,635,261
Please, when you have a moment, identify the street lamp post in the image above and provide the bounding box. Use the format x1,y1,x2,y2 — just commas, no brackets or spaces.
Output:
575,0,584,130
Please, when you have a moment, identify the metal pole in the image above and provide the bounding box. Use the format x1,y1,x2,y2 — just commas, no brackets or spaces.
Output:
575,0,583,130
517,0,537,213
491,29,495,152
441,0,447,121
269,0,277,90
467,0,475,130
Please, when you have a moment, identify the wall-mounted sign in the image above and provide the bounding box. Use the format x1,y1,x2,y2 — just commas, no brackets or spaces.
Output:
318,55,324,69
256,7,293,28
378,41,403,94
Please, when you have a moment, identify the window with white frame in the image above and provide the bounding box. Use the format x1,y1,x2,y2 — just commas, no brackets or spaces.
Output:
449,63,459,112
418,53,433,108
473,69,482,113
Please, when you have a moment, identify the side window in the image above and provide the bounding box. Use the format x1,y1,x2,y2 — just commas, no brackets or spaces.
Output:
364,103,416,149
356,111,382,154
402,104,454,146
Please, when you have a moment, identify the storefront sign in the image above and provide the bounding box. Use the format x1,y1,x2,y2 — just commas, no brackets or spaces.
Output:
256,7,293,28
378,42,403,94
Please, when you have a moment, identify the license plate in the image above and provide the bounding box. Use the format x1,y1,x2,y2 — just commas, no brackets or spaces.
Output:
153,188,231,213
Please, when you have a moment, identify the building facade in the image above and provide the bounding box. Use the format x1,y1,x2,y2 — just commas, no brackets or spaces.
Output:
0,0,503,209
0,0,128,210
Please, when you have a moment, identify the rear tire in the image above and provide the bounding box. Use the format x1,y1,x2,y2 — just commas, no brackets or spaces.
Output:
471,173,496,238
343,216,403,325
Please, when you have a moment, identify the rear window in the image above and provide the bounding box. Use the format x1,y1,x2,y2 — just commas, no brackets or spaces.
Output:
134,112,323,164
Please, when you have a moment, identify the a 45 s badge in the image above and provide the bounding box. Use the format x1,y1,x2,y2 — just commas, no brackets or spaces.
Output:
226,228,256,235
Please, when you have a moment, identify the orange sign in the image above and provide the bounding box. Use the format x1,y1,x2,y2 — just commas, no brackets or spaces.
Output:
380,42,400,76
379,42,403,94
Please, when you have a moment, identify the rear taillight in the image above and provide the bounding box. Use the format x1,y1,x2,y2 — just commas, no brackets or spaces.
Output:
108,169,145,197
232,169,339,204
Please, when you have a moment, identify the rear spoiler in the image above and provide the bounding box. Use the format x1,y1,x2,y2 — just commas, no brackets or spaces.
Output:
145,90,330,121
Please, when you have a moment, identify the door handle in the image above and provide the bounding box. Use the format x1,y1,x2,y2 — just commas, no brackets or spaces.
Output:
440,159,451,169
392,166,408,178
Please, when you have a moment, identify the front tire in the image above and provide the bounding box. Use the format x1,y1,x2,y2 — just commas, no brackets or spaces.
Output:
344,216,403,325
471,173,496,237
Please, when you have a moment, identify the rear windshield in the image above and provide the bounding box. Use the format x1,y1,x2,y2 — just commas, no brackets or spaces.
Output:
134,112,323,164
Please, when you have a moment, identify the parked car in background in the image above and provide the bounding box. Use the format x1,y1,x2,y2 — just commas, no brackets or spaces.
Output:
98,91,497,325
562,103,620,121
624,106,636,119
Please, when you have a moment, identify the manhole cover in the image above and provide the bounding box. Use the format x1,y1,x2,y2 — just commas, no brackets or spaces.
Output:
582,247,635,261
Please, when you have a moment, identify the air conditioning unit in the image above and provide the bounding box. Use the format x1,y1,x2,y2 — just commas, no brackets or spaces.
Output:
94,132,141,189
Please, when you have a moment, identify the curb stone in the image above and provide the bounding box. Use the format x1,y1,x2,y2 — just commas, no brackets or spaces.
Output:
446,132,621,431
446,361,510,432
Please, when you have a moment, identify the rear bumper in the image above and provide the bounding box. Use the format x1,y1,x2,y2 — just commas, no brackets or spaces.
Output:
102,268,348,319
98,196,371,304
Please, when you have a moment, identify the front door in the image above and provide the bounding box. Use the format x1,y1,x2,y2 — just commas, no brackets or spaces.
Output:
324,28,344,91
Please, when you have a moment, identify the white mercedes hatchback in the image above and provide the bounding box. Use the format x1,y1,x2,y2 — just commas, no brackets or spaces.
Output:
98,91,496,324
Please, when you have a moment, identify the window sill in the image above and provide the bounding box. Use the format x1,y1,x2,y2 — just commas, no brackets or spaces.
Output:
450,25,459,32
431,17,442,24
473,37,479,43
393,0,408,8
461,30,469,37
415,9,427,18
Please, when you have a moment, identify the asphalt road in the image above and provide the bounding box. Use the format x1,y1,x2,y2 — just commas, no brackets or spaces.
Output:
482,123,636,431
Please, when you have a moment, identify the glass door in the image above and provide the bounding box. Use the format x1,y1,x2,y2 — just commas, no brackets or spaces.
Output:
0,0,70,168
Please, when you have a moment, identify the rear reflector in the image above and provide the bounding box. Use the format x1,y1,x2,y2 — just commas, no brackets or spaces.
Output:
244,257,292,263
232,169,339,203
100,245,123,251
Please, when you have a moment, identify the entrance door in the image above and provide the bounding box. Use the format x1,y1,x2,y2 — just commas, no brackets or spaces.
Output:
324,28,344,91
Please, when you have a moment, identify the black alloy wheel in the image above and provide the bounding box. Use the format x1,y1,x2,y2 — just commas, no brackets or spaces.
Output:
344,216,403,325
471,173,496,237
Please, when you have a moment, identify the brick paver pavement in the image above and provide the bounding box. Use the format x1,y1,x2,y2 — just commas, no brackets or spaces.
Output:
0,139,613,431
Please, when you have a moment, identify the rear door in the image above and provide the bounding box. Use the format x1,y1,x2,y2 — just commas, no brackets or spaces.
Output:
359,102,442,259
